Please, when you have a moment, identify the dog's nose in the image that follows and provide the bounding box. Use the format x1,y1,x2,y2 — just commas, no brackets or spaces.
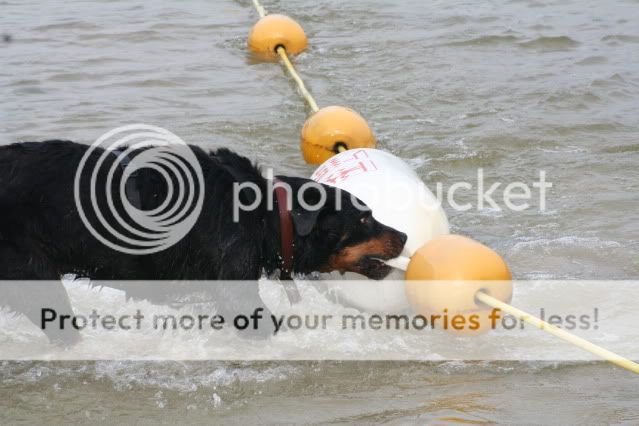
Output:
398,232,407,245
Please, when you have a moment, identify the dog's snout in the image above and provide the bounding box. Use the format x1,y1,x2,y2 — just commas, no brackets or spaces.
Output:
398,231,407,246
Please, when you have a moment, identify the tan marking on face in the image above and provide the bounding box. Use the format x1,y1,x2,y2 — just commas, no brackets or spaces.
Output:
321,231,404,273
323,239,387,272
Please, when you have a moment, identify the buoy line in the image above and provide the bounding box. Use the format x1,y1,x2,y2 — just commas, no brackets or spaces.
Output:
250,0,318,113
275,46,320,113
251,0,266,18
398,241,639,374
253,0,319,112
245,2,639,374
475,292,639,374
248,0,376,164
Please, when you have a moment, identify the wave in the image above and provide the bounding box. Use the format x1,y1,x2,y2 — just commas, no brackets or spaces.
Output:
443,35,520,48
601,34,639,44
510,236,622,254
576,56,608,66
600,144,639,154
519,36,579,50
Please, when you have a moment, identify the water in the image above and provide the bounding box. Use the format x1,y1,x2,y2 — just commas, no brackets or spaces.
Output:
2,0,639,423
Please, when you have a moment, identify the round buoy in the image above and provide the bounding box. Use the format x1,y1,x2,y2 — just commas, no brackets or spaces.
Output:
248,14,308,61
405,235,513,335
301,106,376,164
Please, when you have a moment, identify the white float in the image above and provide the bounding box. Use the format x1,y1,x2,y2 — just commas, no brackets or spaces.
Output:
311,148,449,311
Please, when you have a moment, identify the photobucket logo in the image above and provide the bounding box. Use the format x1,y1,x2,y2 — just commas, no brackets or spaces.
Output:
74,124,204,255
230,167,552,221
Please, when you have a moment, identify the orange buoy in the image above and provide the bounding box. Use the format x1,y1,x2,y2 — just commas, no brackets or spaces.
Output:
300,106,376,164
248,14,308,61
405,235,513,335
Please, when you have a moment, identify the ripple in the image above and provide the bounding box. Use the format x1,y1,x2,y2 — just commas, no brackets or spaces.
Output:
444,35,520,48
32,21,99,31
591,73,634,88
600,144,639,154
8,79,40,86
440,15,469,25
543,90,602,110
83,30,165,43
96,78,181,89
440,139,479,161
511,236,622,254
519,36,579,50
529,24,554,31
552,122,625,135
601,34,639,44
48,72,94,82
575,55,607,65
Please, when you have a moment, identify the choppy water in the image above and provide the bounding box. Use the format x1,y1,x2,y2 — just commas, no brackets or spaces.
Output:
2,0,639,424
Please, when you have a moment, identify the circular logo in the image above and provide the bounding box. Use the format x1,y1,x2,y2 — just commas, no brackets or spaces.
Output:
74,124,204,255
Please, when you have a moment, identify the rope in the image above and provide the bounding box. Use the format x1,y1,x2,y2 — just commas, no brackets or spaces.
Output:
276,46,320,113
475,291,639,374
251,0,267,18
251,0,320,113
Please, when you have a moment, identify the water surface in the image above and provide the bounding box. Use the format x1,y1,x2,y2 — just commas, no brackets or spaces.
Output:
2,0,639,423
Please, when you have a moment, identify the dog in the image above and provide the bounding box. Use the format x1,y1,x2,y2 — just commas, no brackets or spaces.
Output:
0,140,407,344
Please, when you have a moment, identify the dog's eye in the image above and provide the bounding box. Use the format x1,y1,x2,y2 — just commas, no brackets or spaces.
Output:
360,215,370,225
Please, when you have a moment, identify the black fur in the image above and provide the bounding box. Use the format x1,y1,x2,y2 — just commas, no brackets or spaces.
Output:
0,140,406,344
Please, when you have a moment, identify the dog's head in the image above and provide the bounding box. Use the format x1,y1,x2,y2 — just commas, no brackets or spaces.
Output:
277,177,407,280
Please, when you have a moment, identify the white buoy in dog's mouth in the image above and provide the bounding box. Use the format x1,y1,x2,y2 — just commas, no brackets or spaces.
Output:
381,255,411,272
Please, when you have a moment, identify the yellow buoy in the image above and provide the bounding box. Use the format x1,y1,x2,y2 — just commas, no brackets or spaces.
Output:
248,14,308,61
300,106,376,164
405,235,513,335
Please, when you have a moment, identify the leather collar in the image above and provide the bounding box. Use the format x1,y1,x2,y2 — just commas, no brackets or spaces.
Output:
273,178,301,304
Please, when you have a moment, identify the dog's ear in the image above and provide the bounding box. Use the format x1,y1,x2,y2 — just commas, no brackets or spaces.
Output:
291,209,322,237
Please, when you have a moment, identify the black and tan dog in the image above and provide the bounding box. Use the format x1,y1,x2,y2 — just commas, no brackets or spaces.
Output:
0,140,406,343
